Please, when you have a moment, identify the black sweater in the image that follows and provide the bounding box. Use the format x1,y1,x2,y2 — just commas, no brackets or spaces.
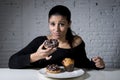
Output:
9,36,98,69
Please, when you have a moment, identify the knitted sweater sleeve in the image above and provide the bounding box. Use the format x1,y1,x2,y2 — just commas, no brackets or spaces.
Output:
72,41,101,69
8,36,45,69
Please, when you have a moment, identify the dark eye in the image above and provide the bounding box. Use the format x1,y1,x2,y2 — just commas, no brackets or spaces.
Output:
50,22,55,26
59,23,65,26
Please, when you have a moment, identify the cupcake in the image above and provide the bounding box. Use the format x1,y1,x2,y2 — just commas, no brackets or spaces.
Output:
62,58,74,72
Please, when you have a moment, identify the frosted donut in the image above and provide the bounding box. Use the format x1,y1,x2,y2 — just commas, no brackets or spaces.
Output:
46,64,61,74
44,39,59,48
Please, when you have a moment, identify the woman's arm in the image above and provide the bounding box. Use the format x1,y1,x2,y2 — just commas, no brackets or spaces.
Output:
8,37,43,69
9,36,57,69
74,41,104,69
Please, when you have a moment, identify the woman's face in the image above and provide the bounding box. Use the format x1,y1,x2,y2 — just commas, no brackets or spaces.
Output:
49,15,70,40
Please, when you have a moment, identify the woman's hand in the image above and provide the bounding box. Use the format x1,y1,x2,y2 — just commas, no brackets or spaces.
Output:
30,42,56,62
92,56,105,69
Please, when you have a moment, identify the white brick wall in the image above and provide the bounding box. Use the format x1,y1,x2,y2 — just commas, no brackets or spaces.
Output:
0,0,23,67
0,0,120,68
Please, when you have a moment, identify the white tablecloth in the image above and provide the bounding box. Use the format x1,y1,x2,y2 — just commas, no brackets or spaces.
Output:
0,68,120,80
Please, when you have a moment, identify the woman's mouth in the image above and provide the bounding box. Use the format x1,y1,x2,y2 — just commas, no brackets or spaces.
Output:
53,33,60,37
54,33,61,36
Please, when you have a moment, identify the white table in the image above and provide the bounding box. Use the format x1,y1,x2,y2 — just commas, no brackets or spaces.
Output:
0,68,120,80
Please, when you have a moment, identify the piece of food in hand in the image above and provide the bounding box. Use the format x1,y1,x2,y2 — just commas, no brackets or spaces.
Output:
46,64,61,74
62,58,74,72
44,39,59,48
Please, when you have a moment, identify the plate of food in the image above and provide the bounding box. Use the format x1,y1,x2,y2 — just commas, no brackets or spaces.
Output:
39,64,85,79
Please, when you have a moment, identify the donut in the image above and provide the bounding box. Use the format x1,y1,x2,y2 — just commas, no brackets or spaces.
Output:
46,64,61,74
44,39,59,48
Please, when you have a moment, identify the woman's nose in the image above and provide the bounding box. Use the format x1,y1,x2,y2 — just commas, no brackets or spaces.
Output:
55,25,60,31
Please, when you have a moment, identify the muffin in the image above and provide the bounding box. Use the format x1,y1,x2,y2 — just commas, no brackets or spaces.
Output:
46,64,61,74
62,58,74,72
44,39,59,48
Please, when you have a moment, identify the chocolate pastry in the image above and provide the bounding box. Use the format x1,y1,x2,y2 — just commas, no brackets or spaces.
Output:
46,64,61,74
44,39,59,48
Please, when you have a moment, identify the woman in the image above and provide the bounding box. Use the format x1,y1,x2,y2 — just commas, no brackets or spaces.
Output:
9,5,105,69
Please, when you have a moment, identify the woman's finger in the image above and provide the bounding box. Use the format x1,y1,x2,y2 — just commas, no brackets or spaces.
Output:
92,56,102,62
39,42,45,49
45,56,52,60
95,62,104,68
92,56,98,62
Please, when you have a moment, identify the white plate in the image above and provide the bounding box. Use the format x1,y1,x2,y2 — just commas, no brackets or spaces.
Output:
39,67,85,79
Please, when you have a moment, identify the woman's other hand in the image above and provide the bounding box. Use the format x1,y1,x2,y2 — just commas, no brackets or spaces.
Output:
92,56,105,69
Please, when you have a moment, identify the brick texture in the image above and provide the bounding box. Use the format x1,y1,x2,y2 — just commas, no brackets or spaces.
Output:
0,0,120,68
